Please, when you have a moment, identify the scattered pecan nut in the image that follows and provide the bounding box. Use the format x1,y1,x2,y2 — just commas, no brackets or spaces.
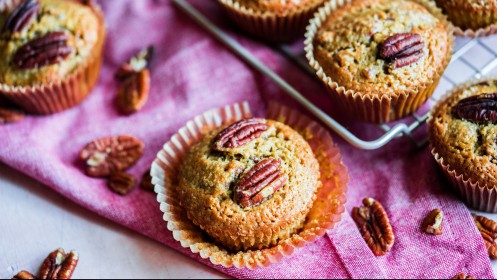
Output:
452,93,497,124
39,249,79,279
108,171,136,195
0,107,24,124
213,118,269,150
421,209,443,235
452,273,477,279
234,158,287,208
2,0,39,33
12,271,36,279
115,46,154,81
13,31,72,70
116,68,150,114
80,135,144,177
352,198,395,256
379,33,425,68
472,214,497,259
140,169,154,192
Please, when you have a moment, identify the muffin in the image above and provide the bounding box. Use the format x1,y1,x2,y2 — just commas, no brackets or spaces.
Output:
218,0,326,42
0,0,106,114
435,0,497,36
429,78,497,212
176,118,321,251
305,0,454,123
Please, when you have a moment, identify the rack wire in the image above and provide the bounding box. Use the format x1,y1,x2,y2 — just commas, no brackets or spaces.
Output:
173,0,497,150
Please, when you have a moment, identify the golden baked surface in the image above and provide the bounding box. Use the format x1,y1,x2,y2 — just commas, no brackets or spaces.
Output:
435,0,497,30
313,0,451,97
0,0,102,86
234,0,323,14
430,80,497,187
177,119,321,251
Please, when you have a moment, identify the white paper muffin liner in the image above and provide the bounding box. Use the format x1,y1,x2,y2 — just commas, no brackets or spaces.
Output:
151,102,349,269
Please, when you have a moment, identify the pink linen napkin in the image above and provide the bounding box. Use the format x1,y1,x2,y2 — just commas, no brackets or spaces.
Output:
0,0,494,278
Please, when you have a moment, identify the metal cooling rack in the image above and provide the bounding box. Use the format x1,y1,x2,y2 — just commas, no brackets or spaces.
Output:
173,0,497,150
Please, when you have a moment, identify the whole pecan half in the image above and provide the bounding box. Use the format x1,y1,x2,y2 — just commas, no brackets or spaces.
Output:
80,135,144,177
234,158,287,208
452,93,497,124
108,171,136,195
213,118,269,150
2,0,40,33
379,33,425,68
39,249,79,279
13,31,72,70
0,107,24,124
421,209,443,235
116,68,150,114
352,198,395,256
140,169,154,192
12,271,36,279
452,273,477,279
472,214,497,259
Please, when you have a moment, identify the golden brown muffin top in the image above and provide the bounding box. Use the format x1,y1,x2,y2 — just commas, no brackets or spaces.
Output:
438,0,497,8
0,0,102,87
234,0,324,14
313,0,451,97
177,119,321,251
429,79,497,187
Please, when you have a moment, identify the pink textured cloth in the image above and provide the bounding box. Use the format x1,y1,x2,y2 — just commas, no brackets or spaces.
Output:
0,1,494,278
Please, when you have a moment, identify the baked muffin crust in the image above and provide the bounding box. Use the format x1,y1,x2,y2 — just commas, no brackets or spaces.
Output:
235,0,323,14
0,0,102,86
430,79,497,187
435,0,497,30
177,119,321,251
313,0,451,97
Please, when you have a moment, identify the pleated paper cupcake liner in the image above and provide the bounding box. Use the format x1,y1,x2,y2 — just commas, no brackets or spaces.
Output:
151,102,349,269
304,0,455,124
428,77,497,212
218,0,324,43
0,0,21,12
0,4,106,115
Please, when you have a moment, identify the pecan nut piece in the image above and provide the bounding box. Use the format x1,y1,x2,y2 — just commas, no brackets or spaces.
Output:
115,46,154,81
234,158,287,208
452,93,497,124
452,273,476,279
12,271,36,279
116,68,150,114
0,108,24,124
352,198,395,256
213,118,269,150
472,214,497,259
13,31,72,70
140,169,154,192
421,209,443,235
379,33,425,68
39,249,79,279
2,0,40,33
108,171,136,195
80,135,144,177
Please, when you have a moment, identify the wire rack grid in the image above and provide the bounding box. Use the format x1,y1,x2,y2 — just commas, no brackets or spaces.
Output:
173,0,497,150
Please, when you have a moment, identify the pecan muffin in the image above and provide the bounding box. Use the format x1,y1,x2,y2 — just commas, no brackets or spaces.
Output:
0,0,106,114
218,0,326,42
305,0,454,123
429,79,497,212
177,118,321,251
435,0,497,35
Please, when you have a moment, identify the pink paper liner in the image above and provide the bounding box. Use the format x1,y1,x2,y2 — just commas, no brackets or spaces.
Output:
151,102,349,269
0,2,106,115
218,0,324,42
429,77,497,213
0,0,21,12
304,0,455,123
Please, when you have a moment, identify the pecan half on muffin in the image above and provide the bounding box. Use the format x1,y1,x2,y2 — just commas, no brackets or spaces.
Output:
429,79,497,212
0,0,106,114
218,0,326,42
435,0,497,36
305,0,454,123
177,118,321,251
